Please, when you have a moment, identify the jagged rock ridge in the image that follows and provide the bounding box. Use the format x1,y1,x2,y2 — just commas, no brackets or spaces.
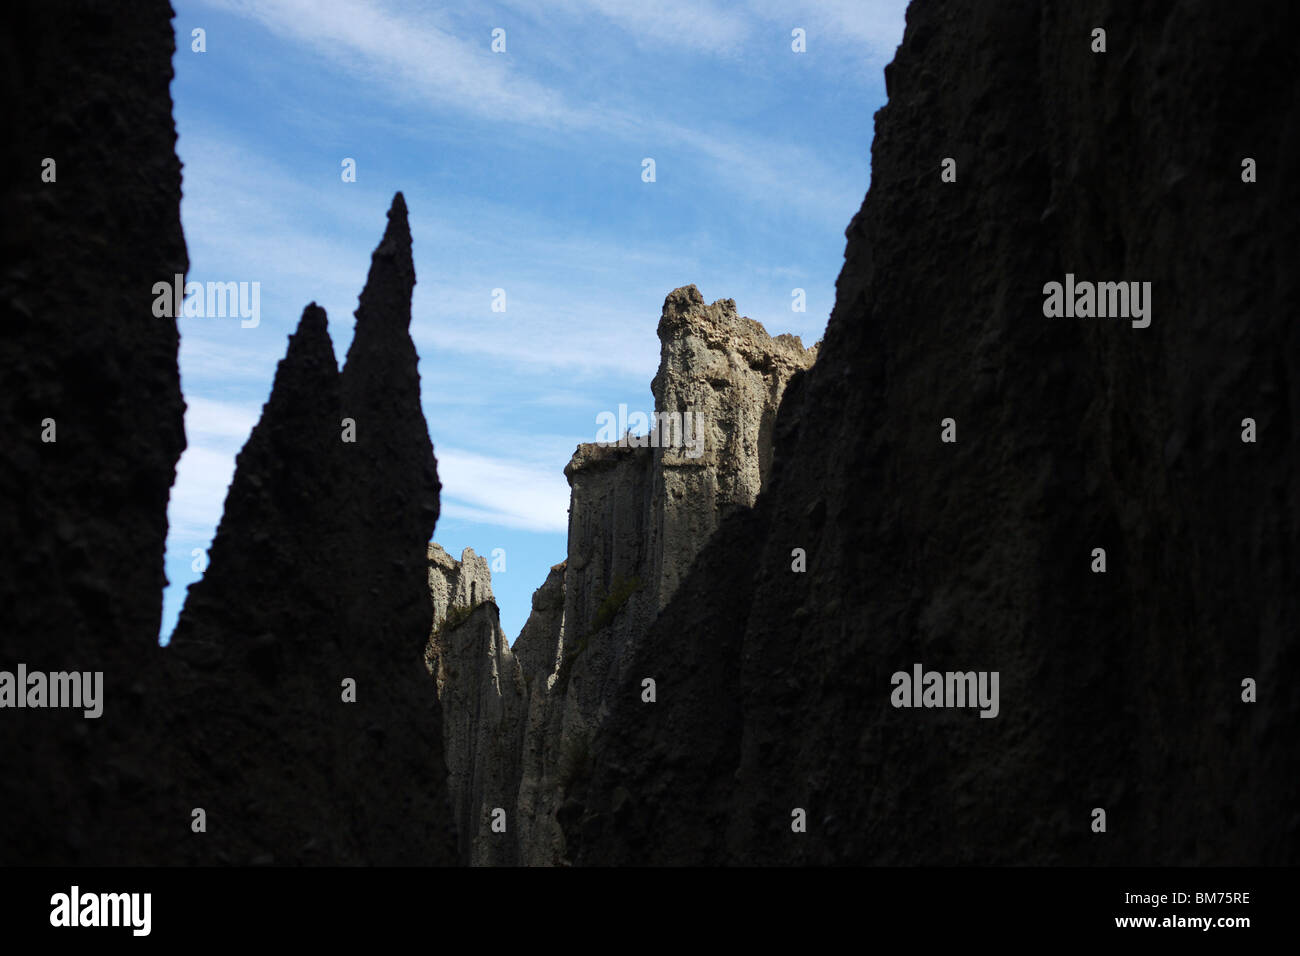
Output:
431,288,816,864
427,544,494,637
162,194,456,865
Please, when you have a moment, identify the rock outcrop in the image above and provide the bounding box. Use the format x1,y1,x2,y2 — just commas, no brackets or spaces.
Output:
647,286,819,609
513,562,567,685
424,547,524,865
563,0,1300,865
162,194,456,865
0,3,459,866
432,288,816,864
427,544,494,629
0,0,187,864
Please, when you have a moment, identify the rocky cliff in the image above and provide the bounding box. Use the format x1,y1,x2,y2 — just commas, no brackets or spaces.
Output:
647,286,819,609
432,288,816,864
563,0,1300,864
0,0,457,863
426,544,494,631
424,546,525,865
0,0,187,864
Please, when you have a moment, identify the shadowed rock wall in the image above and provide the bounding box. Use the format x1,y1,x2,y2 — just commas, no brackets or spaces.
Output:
564,0,1300,866
0,0,187,864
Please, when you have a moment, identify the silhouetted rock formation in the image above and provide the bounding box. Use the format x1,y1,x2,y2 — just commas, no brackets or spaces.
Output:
0,0,187,864
164,195,455,865
0,1,456,865
563,0,1300,865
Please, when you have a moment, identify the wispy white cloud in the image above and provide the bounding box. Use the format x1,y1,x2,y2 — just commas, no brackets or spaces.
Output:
194,0,884,222
802,0,911,62
204,0,595,128
538,0,753,56
185,395,261,444
414,314,658,379
169,446,239,544
436,447,571,532
178,133,377,310
178,335,281,389
744,0,908,63
167,398,260,544
509,0,907,64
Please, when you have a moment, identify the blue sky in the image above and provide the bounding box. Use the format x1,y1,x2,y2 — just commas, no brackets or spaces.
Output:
161,0,908,644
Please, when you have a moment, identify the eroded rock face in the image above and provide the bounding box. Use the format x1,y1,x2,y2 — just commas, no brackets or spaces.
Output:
564,0,1300,865
427,601,525,865
434,289,816,865
425,545,524,864
427,544,494,633
513,562,566,685
648,286,818,609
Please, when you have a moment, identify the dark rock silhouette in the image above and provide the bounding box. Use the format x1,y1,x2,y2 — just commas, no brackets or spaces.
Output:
0,2,454,864
163,195,455,865
0,0,187,863
564,0,1299,864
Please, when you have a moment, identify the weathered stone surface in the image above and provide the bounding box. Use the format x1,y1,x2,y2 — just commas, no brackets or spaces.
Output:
521,290,816,864
425,545,525,864
647,286,818,608
427,544,494,632
427,600,525,865
513,562,566,686
509,562,571,864
435,289,816,865
565,0,1300,865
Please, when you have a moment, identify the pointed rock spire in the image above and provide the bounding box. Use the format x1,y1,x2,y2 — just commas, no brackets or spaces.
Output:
169,303,341,652
340,192,439,536
162,199,454,865
347,191,415,350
